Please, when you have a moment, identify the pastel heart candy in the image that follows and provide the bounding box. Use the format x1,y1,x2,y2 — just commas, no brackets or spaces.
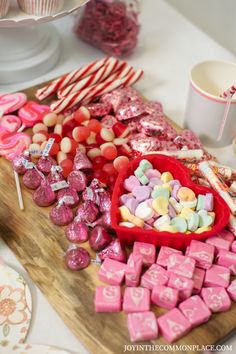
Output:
135,202,154,221
145,168,161,179
148,177,162,188
180,207,194,220
168,204,177,218
180,199,197,209
152,186,170,199
169,197,183,213
124,175,140,192
119,221,135,228
196,195,205,210
198,210,214,228
152,196,169,215
125,198,139,214
120,193,133,205
0,115,21,133
187,212,199,232
170,216,187,233
0,93,27,115
134,166,144,179
169,179,181,189
154,215,170,230
119,205,144,227
161,171,173,183
133,186,151,202
195,226,211,233
159,224,178,233
139,174,149,185
139,159,153,171
171,184,181,199
177,187,196,202
205,193,214,212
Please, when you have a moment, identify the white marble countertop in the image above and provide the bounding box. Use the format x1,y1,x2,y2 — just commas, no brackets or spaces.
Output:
0,0,236,353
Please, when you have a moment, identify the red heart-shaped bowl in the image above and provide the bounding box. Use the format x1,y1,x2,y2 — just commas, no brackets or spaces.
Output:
111,154,230,250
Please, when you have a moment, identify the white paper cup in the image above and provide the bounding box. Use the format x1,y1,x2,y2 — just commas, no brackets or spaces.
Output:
184,60,236,147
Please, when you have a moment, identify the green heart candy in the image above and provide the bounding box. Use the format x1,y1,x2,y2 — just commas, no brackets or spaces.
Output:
198,210,213,227
139,159,153,172
187,212,199,232
151,187,170,199
170,216,187,233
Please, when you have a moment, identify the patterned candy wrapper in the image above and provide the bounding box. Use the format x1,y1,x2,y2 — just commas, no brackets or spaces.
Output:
130,135,160,154
116,100,146,121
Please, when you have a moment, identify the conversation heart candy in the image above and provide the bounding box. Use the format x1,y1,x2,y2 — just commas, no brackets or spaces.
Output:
152,186,170,199
152,196,168,215
161,172,173,183
198,210,214,228
145,168,161,179
187,212,200,232
154,215,170,230
148,177,162,188
133,186,151,202
125,198,139,214
177,187,196,202
135,202,154,221
124,175,140,192
170,216,187,233
0,93,27,115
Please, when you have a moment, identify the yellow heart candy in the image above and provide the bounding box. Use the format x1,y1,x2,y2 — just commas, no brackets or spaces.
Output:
180,207,194,220
186,231,191,234
119,206,132,221
195,226,212,234
161,171,174,183
152,196,169,215
208,212,215,222
162,183,172,192
159,224,177,233
130,215,145,228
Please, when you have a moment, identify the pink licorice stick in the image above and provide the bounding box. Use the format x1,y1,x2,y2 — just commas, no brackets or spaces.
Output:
51,69,143,113
57,57,121,98
35,57,109,101
217,88,236,141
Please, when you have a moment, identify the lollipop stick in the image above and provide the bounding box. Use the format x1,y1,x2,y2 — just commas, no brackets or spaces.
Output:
13,170,24,210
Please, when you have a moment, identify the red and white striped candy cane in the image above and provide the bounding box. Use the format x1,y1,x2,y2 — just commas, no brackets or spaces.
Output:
35,57,109,101
51,69,143,113
220,84,236,98
57,57,121,98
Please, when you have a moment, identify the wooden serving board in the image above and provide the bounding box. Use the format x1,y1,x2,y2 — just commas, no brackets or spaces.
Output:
0,83,236,354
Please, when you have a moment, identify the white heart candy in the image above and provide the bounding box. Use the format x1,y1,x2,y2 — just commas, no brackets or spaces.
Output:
135,202,154,221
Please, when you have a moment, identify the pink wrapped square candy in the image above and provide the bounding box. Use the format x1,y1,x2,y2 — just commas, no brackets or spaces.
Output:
216,229,234,244
156,246,182,268
216,250,236,275
168,273,194,301
123,287,150,313
141,264,168,290
201,287,231,312
167,254,196,279
179,295,211,327
98,258,126,285
206,235,231,252
127,312,158,342
227,279,236,301
188,240,215,269
133,242,156,267
151,285,179,309
125,253,143,287
94,285,121,312
204,264,230,288
192,267,205,294
157,308,191,343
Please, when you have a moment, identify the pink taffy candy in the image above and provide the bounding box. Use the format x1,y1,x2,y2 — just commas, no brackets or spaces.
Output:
168,273,194,301
156,246,182,268
204,264,230,288
98,258,126,285
188,240,215,270
50,204,74,226
73,150,92,171
65,220,89,243
0,129,31,161
123,287,150,313
67,170,87,192
127,312,158,342
0,115,21,133
0,93,27,115
23,168,43,190
133,242,156,267
12,152,31,174
33,180,56,207
141,264,168,290
152,285,179,309
57,187,79,208
98,239,127,262
179,295,211,328
89,226,112,252
125,253,143,287
65,247,91,270
18,101,50,128
36,156,56,175
76,200,99,223
167,254,196,279
201,287,231,313
95,285,122,312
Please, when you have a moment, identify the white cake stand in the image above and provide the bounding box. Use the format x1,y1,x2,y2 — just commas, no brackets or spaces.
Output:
0,0,88,85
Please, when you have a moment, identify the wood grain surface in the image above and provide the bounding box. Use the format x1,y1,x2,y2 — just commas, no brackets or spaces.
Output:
0,83,236,354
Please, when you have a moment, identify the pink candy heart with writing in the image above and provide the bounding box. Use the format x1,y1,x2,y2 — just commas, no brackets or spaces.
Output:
0,93,27,116
124,175,140,192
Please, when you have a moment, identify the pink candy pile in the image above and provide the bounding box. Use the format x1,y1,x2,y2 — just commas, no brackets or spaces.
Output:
74,0,140,57
95,233,236,343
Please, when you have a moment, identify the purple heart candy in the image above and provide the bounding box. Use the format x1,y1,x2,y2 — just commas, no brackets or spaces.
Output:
133,186,151,202
125,198,139,214
148,177,162,188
